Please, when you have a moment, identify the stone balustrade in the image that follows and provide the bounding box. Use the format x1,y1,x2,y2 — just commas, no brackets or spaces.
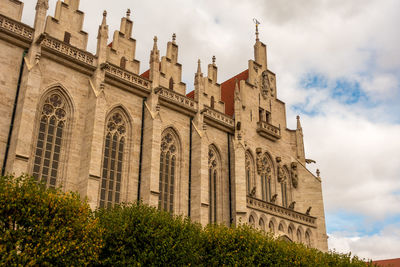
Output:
247,196,316,227
157,87,197,111
256,121,281,141
104,63,151,90
0,14,33,41
204,106,235,128
42,36,95,66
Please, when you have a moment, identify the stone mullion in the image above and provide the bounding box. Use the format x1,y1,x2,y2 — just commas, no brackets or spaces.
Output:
105,134,113,206
39,116,50,184
48,116,60,188
112,134,121,204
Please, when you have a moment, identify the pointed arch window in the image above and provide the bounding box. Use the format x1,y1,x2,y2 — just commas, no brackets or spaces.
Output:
297,229,302,243
288,226,294,240
259,218,265,230
99,112,127,208
268,221,275,233
258,152,273,202
158,131,178,212
208,146,219,224
169,77,174,90
305,231,312,247
281,182,288,207
33,93,69,188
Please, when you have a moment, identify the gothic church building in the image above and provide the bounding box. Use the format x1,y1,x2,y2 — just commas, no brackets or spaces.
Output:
0,0,328,250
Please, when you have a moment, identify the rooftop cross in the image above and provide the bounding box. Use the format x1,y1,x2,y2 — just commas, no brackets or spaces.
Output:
253,18,260,41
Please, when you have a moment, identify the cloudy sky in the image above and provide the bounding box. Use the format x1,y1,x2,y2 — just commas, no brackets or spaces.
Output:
21,0,400,260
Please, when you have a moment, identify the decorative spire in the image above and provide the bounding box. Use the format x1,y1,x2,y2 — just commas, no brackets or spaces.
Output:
253,18,260,41
212,55,216,65
153,36,158,50
102,10,107,25
126,8,131,19
196,59,202,74
296,115,302,130
172,33,176,44
316,169,320,178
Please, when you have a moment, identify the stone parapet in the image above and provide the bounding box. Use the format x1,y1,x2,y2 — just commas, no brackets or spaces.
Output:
104,63,151,90
203,106,234,129
157,87,197,112
247,196,316,228
256,121,281,141
41,35,95,66
0,14,33,41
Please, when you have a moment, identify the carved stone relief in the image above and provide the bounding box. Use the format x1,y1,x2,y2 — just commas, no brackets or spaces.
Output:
261,70,270,99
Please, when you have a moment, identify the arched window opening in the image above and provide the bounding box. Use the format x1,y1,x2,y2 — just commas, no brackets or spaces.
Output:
259,218,265,230
281,182,288,208
99,112,127,208
169,77,174,90
278,223,284,232
268,221,275,233
208,146,219,224
297,229,302,243
210,96,215,109
288,226,294,240
120,57,127,69
249,215,255,226
258,152,273,202
305,231,312,247
33,92,69,188
158,131,178,212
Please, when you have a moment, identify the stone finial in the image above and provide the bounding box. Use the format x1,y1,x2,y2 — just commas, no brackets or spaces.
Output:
212,55,216,65
36,0,49,10
197,59,202,74
153,36,158,49
316,169,320,178
102,10,107,25
297,115,302,130
234,79,240,99
126,9,131,18
172,33,176,44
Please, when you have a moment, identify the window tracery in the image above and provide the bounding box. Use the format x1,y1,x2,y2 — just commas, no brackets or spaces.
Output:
158,131,178,212
208,145,219,224
256,150,273,202
245,152,255,195
99,112,127,208
33,93,68,188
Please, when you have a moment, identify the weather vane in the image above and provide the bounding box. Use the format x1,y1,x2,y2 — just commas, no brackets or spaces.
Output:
253,18,260,41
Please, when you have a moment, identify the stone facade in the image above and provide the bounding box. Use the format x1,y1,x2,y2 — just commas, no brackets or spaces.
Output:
0,0,328,251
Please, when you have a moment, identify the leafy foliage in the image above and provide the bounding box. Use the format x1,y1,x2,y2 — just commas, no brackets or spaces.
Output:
96,202,204,266
0,175,103,266
0,175,375,266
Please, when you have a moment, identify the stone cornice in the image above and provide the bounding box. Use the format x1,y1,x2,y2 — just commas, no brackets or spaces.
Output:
247,196,317,228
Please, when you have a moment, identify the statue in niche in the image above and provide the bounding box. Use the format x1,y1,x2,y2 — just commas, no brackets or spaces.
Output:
261,70,270,99
291,162,299,188
276,157,285,183
256,149,263,175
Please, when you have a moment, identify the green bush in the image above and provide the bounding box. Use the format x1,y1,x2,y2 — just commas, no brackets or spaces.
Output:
0,175,375,266
96,202,204,266
0,175,103,266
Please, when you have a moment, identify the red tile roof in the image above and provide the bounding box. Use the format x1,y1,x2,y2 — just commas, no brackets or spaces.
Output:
372,258,400,267
141,69,150,79
186,90,194,99
220,69,248,116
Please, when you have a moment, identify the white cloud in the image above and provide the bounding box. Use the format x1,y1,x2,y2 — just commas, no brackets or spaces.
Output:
329,225,400,260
